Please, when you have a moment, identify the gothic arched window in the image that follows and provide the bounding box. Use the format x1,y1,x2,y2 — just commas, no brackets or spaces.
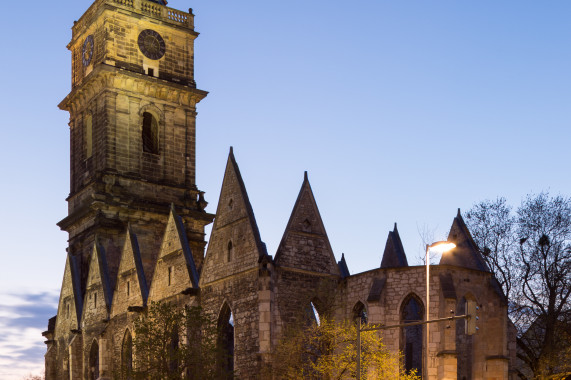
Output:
353,301,368,325
169,325,180,372
121,330,133,379
142,112,159,154
217,303,234,377
89,340,99,380
305,299,323,327
456,296,475,380
401,294,424,376
310,301,321,326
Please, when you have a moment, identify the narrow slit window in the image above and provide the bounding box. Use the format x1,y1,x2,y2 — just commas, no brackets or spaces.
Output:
127,281,130,296
168,266,173,286
142,112,159,154
85,114,93,158
94,293,97,308
227,241,233,262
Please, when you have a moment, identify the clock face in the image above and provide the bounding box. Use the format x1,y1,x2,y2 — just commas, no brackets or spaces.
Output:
138,29,166,60
82,35,94,66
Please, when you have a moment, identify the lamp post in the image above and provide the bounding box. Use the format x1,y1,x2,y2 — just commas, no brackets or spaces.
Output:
425,241,455,379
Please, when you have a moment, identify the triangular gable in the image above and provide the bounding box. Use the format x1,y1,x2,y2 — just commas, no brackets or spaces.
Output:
200,148,269,285
169,205,199,287
275,172,340,275
148,206,199,299
439,209,490,272
82,241,113,320
111,227,148,316
54,253,83,335
380,223,408,268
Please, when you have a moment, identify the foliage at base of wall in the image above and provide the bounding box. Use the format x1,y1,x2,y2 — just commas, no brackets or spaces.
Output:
117,301,233,380
263,316,420,380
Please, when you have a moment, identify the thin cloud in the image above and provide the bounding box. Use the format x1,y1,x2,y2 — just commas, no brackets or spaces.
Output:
0,290,58,380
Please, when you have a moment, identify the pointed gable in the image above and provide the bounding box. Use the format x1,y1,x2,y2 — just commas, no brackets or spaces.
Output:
380,223,408,268
200,148,268,285
338,253,350,279
148,206,200,300
54,253,83,335
82,241,113,322
275,172,339,275
111,228,148,316
439,209,490,272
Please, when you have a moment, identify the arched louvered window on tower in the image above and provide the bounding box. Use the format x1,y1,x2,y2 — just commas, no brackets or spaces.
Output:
401,294,424,377
142,112,159,154
89,340,99,380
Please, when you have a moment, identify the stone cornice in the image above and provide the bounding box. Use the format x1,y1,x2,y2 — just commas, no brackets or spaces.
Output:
70,0,196,47
59,64,207,113
201,267,259,287
277,266,340,279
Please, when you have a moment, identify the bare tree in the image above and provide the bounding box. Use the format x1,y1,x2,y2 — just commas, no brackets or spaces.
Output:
465,193,571,379
21,375,44,380
416,222,437,265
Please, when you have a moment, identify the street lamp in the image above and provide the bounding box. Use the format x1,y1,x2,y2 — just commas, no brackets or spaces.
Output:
425,241,455,379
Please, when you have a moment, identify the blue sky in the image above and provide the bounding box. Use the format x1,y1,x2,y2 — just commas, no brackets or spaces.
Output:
1,0,570,377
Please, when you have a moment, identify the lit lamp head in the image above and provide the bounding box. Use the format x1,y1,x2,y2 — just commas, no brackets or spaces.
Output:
427,241,456,254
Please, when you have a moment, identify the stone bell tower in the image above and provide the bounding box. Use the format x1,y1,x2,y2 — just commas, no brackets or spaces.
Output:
57,0,213,287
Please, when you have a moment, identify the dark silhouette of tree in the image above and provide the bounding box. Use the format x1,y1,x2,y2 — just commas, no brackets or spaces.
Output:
127,301,231,380
465,193,571,379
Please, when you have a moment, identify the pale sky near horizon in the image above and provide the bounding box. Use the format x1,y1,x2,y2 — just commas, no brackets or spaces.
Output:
1,0,570,378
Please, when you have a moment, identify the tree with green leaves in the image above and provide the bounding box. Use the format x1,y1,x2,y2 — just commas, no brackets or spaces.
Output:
465,192,571,379
264,316,419,380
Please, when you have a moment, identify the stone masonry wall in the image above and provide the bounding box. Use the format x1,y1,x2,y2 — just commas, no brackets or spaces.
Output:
339,265,510,379
70,1,196,89
201,271,262,379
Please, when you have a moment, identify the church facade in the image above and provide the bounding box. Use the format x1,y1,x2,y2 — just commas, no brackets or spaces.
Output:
43,1,517,379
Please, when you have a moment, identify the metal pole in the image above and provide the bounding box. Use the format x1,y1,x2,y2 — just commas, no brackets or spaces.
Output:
357,317,361,380
360,315,469,332
356,315,470,378
426,244,430,380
